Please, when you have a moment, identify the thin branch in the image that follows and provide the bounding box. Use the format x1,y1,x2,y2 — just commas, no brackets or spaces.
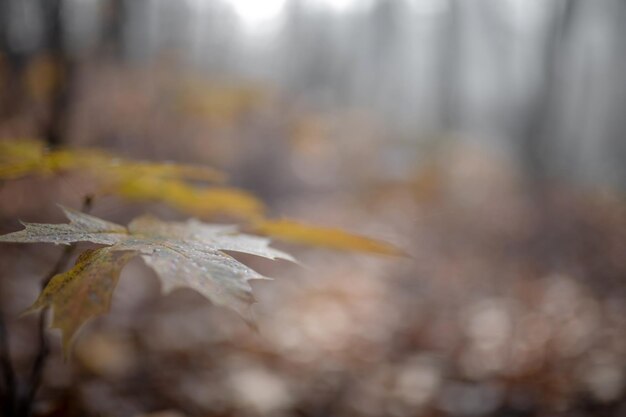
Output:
0,181,17,416
18,195,93,417
0,313,16,416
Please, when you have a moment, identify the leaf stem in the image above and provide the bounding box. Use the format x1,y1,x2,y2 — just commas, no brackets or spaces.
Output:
17,194,94,417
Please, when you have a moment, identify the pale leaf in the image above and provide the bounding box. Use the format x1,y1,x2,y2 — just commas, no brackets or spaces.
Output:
121,239,264,322
1,207,295,346
128,215,294,262
0,205,128,245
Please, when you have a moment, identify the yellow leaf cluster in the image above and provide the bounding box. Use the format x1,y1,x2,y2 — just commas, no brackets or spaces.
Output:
0,139,111,178
0,138,264,219
1,139,405,255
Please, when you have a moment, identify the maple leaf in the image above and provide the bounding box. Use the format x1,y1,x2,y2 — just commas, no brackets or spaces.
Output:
0,206,294,351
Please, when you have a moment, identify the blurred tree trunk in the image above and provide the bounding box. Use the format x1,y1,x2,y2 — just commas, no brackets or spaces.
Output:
438,0,461,131
40,0,75,148
520,0,584,270
521,0,580,183
35,0,75,147
0,0,31,121
101,0,127,60
606,0,626,187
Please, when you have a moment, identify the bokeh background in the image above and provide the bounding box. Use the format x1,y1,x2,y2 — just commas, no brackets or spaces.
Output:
1,0,625,416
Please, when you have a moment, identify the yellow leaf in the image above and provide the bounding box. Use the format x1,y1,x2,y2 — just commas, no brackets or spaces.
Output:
107,160,227,183
0,138,47,179
24,248,137,356
115,176,265,220
0,139,108,179
0,139,259,220
252,219,407,256
182,187,266,219
0,138,45,160
42,149,110,176
0,138,227,185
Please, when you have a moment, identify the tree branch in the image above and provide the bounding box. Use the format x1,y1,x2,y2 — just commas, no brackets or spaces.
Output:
17,195,94,417
0,313,16,416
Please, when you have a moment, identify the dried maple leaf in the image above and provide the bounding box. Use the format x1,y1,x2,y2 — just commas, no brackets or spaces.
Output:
3,206,128,245
0,206,294,351
23,248,137,356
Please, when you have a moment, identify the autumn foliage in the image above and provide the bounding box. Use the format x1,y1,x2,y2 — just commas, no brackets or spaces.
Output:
0,138,402,357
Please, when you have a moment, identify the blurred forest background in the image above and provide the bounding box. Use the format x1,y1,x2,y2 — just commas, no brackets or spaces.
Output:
1,0,625,416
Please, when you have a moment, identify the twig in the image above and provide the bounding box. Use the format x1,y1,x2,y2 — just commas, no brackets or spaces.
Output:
17,195,93,417
1,179,17,416
0,314,16,416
